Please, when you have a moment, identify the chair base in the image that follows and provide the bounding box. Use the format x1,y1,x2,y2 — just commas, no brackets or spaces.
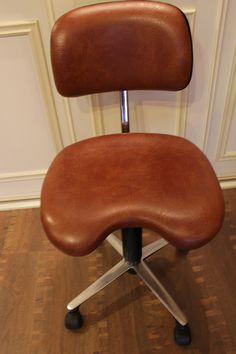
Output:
66,231,188,327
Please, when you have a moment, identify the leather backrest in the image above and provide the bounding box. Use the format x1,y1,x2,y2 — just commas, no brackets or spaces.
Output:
51,1,193,97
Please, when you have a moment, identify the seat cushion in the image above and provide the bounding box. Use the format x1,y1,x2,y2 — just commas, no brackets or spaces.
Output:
41,133,224,256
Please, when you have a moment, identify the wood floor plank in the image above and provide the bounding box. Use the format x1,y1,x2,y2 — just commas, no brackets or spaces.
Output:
0,190,236,353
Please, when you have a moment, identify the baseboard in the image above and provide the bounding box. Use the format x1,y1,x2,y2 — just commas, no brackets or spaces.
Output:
0,177,235,211
0,198,40,211
219,177,236,189
0,170,45,211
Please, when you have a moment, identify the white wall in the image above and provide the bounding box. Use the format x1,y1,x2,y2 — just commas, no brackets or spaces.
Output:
0,0,235,210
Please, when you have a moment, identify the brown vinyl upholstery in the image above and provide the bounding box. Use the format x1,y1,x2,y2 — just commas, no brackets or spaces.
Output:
41,133,224,256
50,1,193,96
41,1,224,257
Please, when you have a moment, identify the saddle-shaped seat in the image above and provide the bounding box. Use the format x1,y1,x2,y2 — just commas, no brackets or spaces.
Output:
41,133,223,256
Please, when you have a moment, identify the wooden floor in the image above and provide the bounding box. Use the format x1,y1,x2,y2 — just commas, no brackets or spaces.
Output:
0,189,236,354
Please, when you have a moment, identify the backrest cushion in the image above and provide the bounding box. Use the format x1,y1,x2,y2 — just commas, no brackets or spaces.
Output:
51,1,193,97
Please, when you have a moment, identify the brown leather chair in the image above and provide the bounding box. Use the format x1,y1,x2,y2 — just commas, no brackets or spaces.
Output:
41,1,224,346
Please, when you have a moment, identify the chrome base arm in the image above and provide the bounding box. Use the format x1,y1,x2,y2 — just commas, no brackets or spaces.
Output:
142,238,169,259
67,259,129,311
67,234,187,326
106,233,123,255
134,261,187,325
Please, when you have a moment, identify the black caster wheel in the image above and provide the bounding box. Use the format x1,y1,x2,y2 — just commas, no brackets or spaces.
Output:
64,308,83,330
174,323,191,346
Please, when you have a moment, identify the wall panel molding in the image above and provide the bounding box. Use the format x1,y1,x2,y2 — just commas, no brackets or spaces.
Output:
44,0,56,26
0,21,63,208
91,94,106,136
0,20,63,151
202,0,229,152
217,45,236,161
44,0,78,143
175,9,196,137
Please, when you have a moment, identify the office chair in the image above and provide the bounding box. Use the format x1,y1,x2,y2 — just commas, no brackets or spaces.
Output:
41,1,224,346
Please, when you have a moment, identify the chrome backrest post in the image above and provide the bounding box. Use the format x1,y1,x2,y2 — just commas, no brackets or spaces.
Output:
120,90,130,133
